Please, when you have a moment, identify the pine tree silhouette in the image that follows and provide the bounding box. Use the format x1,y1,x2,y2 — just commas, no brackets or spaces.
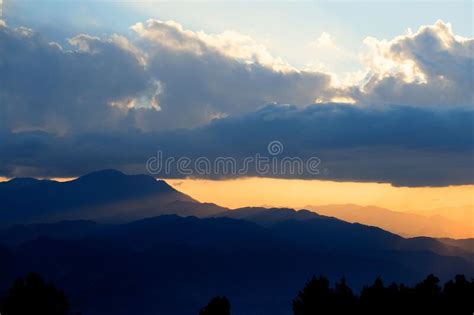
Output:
360,277,393,314
333,277,355,313
199,296,231,315
413,274,441,314
442,274,474,314
293,274,474,315
0,272,79,315
293,276,332,315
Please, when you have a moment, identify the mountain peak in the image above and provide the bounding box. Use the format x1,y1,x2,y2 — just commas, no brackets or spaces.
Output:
76,169,127,181
68,169,184,198
0,169,195,226
8,177,42,185
2,177,50,189
74,169,170,187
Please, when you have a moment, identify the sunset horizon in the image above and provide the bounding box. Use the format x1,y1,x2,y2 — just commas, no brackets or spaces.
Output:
0,1,473,314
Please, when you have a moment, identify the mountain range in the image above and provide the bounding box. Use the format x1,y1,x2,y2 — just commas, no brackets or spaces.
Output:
0,170,473,314
304,204,474,239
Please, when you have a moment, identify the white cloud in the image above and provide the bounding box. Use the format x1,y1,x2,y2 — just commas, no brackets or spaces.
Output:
128,19,334,129
310,32,340,51
307,32,362,88
355,20,474,107
131,19,293,72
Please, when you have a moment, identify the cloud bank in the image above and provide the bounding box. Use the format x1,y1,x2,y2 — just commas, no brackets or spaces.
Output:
1,104,472,186
0,19,472,186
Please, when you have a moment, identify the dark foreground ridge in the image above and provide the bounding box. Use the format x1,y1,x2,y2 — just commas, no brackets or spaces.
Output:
1,272,473,315
0,215,473,315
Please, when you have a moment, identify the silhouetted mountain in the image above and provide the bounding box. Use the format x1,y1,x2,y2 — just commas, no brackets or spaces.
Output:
213,207,473,261
213,207,319,226
0,170,195,226
164,200,229,217
0,177,51,189
1,172,471,261
0,220,102,246
2,206,472,261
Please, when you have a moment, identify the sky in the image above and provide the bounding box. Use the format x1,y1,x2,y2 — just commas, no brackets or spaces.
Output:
0,1,473,213
167,177,474,211
4,1,473,79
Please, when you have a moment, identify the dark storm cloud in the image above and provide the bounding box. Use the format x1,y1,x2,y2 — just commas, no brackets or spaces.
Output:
1,104,473,186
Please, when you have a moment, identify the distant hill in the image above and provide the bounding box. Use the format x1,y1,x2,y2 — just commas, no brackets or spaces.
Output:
304,204,473,239
0,170,196,225
408,205,474,229
212,207,319,226
163,200,228,217
4,205,471,261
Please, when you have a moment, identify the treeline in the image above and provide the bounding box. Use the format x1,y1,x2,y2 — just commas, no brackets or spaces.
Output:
200,274,474,315
291,274,474,315
1,273,473,315
0,273,80,315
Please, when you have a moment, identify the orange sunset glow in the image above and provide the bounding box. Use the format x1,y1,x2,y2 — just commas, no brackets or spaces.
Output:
167,177,474,212
167,177,474,238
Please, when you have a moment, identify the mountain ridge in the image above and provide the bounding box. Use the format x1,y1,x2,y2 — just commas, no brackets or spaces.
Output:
1,169,472,315
0,169,195,226
304,204,473,239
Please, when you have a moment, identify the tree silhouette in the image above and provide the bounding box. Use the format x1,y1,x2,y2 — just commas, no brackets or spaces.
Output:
293,274,474,315
293,276,332,315
0,272,78,315
442,274,474,314
333,277,355,313
412,274,441,314
199,296,231,315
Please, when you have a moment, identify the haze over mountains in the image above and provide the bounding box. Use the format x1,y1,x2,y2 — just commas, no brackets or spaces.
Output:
410,205,474,230
304,204,474,239
0,170,473,314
